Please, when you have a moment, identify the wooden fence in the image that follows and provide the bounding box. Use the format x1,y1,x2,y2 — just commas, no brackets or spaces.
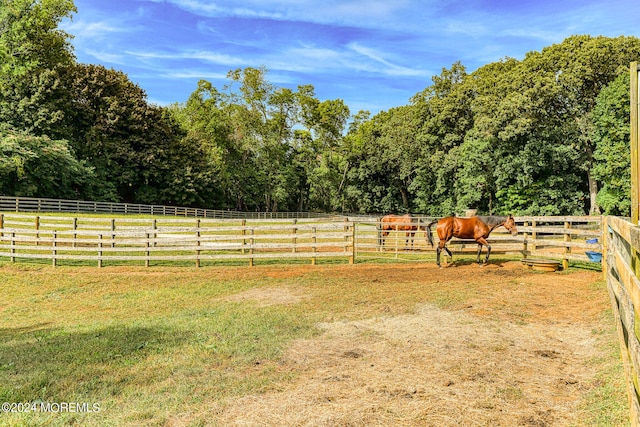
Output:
0,213,603,267
6,211,639,421
603,216,640,425
0,214,356,267
352,215,602,266
0,196,334,219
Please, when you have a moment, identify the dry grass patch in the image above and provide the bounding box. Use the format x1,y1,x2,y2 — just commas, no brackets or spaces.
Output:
216,304,603,426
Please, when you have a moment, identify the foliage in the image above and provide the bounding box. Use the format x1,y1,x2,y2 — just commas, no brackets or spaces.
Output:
61,63,215,205
0,0,76,137
0,128,98,198
351,36,640,216
1,3,639,215
591,71,631,216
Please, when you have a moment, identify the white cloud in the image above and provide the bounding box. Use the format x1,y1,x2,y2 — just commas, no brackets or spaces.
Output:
124,49,245,66
63,20,128,39
84,49,127,65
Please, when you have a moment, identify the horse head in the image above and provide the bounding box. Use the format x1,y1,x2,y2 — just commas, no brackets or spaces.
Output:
504,215,518,236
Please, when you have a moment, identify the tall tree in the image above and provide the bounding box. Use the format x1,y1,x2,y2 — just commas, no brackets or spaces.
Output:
533,35,640,213
591,71,631,215
0,0,76,137
65,64,211,205
0,127,97,198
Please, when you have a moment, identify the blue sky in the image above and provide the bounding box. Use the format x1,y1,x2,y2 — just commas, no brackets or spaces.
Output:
62,0,640,116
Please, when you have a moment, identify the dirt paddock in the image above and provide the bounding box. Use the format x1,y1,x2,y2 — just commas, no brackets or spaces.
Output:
213,260,619,426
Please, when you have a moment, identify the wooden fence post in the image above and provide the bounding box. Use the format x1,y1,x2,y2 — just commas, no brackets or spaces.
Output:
522,221,529,256
602,216,609,280
350,222,356,264
292,219,297,253
394,225,399,258
196,219,201,268
10,232,15,262
531,220,537,253
311,226,317,265
52,230,57,267
152,219,157,247
110,219,116,248
73,217,77,248
249,228,254,267
98,234,103,268
241,219,247,254
563,221,571,270
145,233,150,268
35,216,39,246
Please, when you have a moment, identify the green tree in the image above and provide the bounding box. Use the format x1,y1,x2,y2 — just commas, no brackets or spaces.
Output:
0,0,76,137
65,64,211,205
0,128,97,198
591,71,631,215
346,106,420,213
411,62,474,215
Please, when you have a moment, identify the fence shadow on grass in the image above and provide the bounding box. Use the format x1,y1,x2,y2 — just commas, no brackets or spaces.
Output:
0,323,192,402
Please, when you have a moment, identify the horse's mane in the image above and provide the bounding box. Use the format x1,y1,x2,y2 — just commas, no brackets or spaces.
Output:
477,215,508,228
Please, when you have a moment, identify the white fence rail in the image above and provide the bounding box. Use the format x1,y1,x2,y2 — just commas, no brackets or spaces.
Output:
0,196,336,219
0,215,355,267
0,214,603,267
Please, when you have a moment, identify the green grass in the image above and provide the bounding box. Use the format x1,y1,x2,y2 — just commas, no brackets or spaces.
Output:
0,265,324,426
576,306,630,427
0,262,628,426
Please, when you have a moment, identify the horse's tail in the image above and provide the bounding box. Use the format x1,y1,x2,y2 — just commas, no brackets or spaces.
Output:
426,219,437,247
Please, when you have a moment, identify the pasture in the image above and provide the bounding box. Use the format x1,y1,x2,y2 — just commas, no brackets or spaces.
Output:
0,259,626,426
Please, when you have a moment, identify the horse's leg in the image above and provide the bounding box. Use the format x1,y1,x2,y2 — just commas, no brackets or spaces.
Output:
484,244,492,264
379,229,387,251
444,246,453,261
475,238,490,265
436,244,442,267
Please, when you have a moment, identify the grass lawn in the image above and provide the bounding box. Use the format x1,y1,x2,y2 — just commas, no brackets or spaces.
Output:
0,260,628,426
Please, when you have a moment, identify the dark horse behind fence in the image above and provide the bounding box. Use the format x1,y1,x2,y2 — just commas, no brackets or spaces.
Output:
378,214,429,249
426,215,518,267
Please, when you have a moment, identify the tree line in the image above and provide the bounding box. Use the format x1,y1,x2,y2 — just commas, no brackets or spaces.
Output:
1,0,638,216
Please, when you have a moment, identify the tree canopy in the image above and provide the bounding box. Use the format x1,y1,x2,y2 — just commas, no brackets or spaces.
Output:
1,1,638,216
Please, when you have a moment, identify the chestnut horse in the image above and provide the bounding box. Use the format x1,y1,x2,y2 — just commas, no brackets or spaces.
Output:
378,214,428,249
426,215,518,267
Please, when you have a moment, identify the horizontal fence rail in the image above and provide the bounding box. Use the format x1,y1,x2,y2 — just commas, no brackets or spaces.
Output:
353,216,602,268
0,213,603,267
0,215,355,267
603,216,640,425
0,196,337,219
518,216,603,268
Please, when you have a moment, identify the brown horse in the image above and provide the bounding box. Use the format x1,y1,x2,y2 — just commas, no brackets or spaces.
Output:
378,214,428,249
426,215,518,267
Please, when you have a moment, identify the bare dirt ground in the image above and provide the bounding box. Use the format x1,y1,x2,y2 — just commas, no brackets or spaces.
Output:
214,260,615,426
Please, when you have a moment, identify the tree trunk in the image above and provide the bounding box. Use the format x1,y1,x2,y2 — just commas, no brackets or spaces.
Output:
587,168,600,214
400,186,409,209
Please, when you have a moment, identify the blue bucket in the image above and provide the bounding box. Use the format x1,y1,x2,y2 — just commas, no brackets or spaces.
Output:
586,251,602,262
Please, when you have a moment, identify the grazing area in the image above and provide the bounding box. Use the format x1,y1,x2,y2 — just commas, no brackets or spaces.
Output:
0,259,626,426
